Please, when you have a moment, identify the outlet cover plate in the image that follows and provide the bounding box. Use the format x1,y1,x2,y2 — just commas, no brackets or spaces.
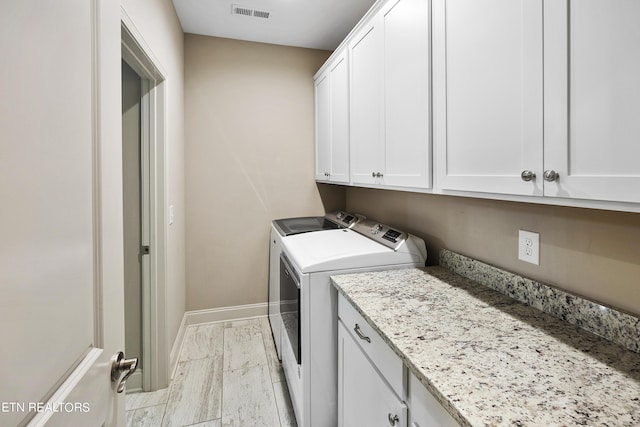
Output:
518,230,539,265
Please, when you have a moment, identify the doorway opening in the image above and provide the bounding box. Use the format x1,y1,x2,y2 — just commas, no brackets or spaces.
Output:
121,18,169,392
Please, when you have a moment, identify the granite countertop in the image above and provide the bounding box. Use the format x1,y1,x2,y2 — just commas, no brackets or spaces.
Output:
331,266,640,427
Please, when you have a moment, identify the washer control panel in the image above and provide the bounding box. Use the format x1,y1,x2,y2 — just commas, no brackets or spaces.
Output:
353,219,408,250
325,211,361,228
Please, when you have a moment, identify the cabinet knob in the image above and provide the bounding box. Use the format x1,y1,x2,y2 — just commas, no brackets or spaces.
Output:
388,413,400,426
372,172,376,178
543,170,560,182
376,172,383,178
520,170,536,182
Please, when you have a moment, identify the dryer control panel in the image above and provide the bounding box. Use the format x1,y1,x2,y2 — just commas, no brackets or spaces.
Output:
352,219,408,251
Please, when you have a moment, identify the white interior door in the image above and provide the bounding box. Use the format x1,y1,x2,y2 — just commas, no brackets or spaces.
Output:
0,0,126,426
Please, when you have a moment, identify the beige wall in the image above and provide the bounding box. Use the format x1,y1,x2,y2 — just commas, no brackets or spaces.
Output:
345,187,640,316
184,35,344,311
121,0,186,361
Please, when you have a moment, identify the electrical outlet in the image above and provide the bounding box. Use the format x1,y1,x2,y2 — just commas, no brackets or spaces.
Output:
518,230,539,265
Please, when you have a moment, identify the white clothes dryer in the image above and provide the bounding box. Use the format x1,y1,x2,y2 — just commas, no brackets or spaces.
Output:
269,211,360,359
277,218,427,427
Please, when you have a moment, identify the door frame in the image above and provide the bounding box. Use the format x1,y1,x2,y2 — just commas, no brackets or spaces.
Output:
121,9,169,391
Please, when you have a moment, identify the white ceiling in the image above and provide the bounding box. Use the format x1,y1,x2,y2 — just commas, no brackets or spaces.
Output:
172,0,378,51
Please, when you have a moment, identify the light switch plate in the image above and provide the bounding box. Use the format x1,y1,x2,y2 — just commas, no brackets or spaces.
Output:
518,230,539,265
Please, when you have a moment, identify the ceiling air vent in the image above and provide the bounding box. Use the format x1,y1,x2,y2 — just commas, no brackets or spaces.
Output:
252,10,270,19
231,4,271,19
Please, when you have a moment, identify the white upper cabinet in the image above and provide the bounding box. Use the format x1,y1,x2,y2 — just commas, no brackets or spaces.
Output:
349,18,385,185
383,0,431,189
434,0,543,196
315,50,350,184
435,0,640,205
544,0,640,203
349,0,431,189
315,71,331,180
316,0,640,210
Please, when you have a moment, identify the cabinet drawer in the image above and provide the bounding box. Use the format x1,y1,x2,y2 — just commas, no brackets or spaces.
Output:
338,293,404,396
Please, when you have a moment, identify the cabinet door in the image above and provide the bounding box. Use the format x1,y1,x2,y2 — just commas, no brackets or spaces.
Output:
382,0,431,189
407,372,459,427
544,0,640,203
338,322,407,427
315,52,350,184
349,18,384,185
329,52,350,183
315,71,331,181
435,0,543,196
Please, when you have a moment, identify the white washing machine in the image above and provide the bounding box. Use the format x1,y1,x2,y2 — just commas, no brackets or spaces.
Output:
277,218,427,427
269,212,360,359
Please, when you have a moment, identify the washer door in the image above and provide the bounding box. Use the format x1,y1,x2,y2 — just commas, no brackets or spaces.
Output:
273,216,342,236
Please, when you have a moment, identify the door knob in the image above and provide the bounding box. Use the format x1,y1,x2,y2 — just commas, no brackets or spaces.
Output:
543,170,559,182
520,170,536,182
111,351,138,393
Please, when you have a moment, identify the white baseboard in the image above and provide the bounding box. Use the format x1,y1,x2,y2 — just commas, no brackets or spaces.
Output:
185,302,268,326
168,302,269,380
169,314,188,381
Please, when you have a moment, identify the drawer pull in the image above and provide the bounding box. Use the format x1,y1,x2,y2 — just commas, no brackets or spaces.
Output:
354,323,371,343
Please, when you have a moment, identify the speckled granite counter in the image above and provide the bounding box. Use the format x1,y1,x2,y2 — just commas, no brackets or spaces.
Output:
331,266,640,426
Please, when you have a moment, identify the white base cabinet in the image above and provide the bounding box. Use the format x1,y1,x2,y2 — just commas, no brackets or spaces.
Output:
338,294,459,427
338,321,407,427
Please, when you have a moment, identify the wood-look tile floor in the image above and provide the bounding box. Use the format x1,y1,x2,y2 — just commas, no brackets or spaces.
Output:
126,317,298,427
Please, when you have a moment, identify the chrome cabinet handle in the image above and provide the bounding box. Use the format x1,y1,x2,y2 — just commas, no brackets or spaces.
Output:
372,172,376,178
543,170,560,182
354,323,371,343
376,172,383,178
388,413,400,426
520,170,536,182
111,351,138,393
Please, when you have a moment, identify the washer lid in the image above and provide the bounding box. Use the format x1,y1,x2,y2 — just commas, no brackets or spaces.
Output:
272,216,342,236
282,229,420,273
